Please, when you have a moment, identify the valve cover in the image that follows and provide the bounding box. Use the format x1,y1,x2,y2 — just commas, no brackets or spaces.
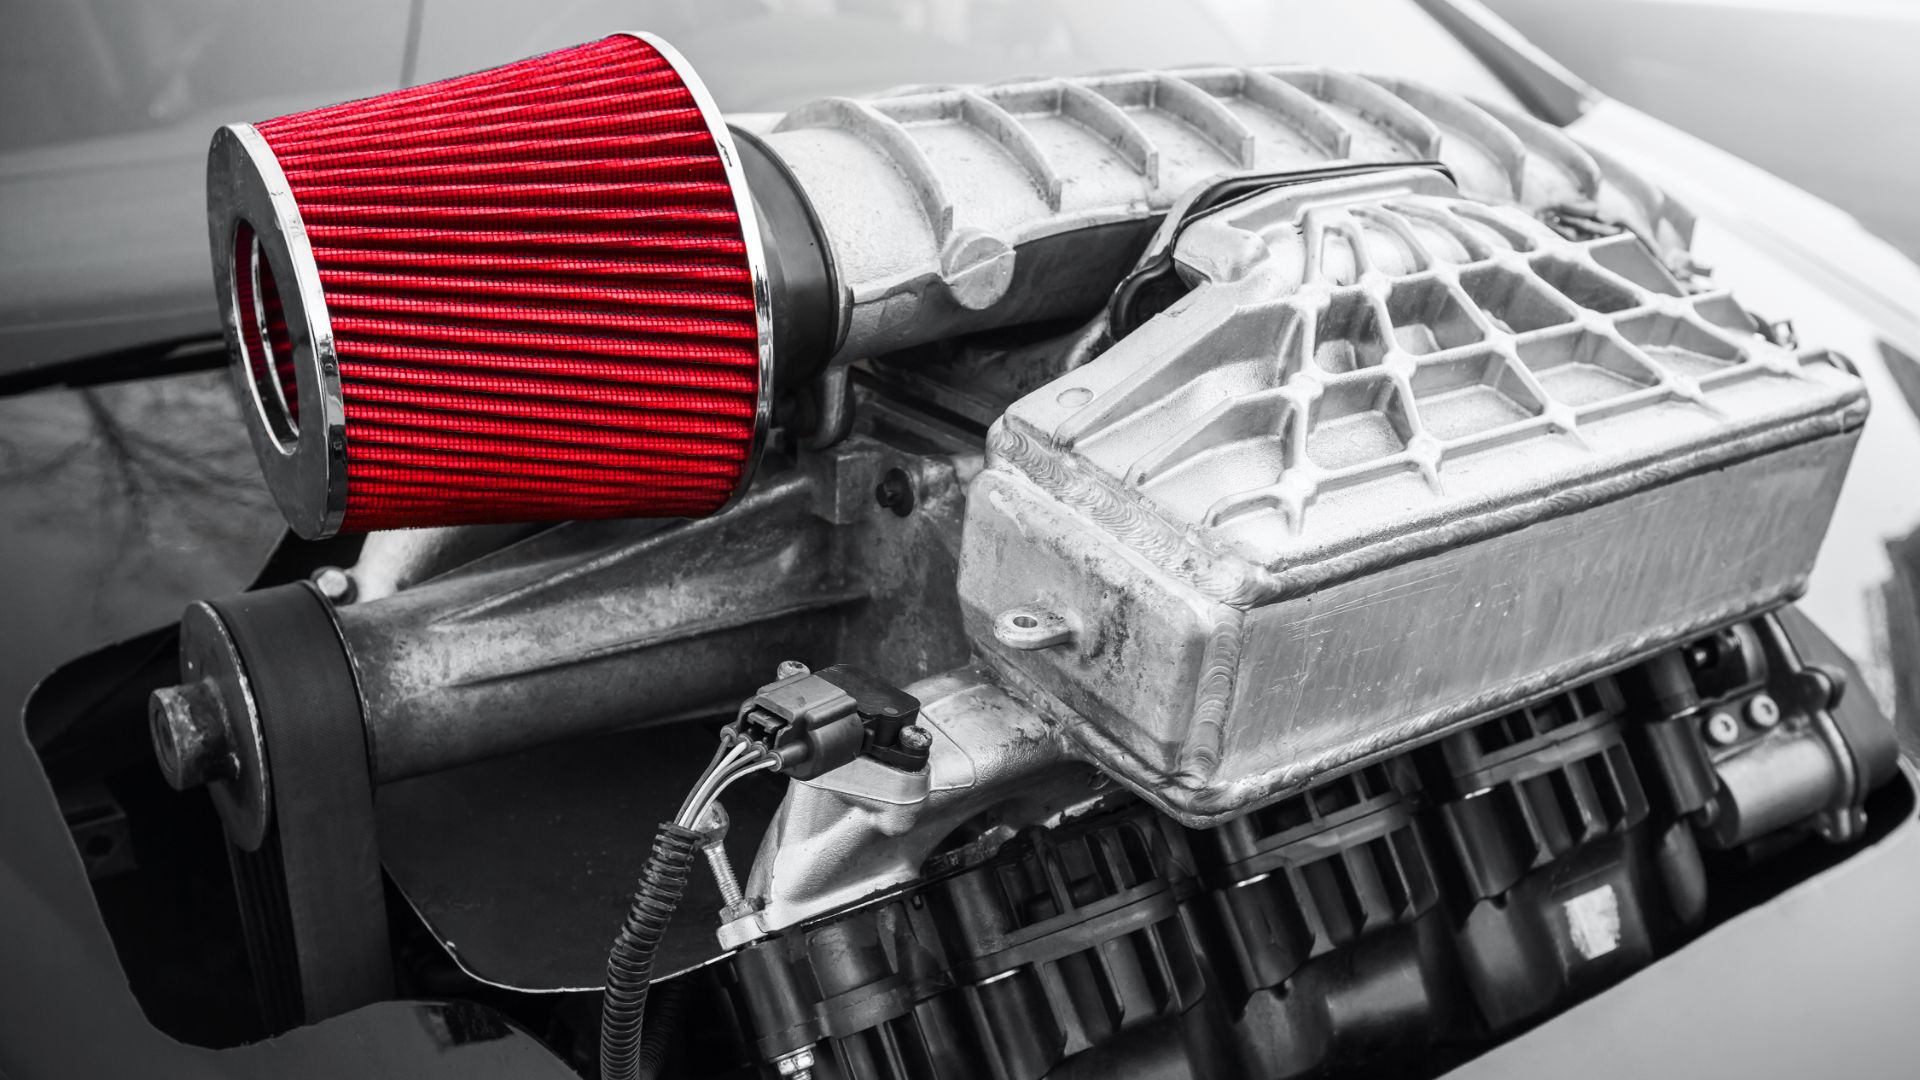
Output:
960,168,1868,826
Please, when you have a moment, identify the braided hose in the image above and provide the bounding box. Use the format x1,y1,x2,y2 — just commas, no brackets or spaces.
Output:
599,822,700,1080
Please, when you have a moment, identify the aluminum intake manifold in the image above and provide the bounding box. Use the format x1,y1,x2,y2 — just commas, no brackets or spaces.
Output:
722,167,1865,940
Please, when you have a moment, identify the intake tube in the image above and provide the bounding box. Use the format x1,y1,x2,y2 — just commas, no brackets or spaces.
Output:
211,32,1688,540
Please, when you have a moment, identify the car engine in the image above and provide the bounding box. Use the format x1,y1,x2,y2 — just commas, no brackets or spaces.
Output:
103,31,1904,1080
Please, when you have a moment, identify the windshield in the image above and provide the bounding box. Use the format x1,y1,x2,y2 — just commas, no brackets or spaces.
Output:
0,0,1513,376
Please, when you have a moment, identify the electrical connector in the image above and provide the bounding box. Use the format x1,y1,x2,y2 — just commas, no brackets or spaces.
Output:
726,664,926,780
602,661,922,1080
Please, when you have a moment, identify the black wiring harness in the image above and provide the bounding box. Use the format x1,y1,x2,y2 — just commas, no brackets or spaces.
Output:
598,663,925,1080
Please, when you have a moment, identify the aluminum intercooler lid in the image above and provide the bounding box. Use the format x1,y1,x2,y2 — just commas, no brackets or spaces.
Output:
960,168,1868,825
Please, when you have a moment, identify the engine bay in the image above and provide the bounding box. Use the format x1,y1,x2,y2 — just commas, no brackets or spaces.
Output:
24,29,1909,1080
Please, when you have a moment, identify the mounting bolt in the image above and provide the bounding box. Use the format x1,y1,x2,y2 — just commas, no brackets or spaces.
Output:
773,1046,817,1078
706,847,746,912
776,659,811,681
1746,693,1782,729
898,725,932,754
1816,806,1867,844
1704,711,1742,747
311,566,356,604
149,680,237,790
693,803,749,915
1792,663,1848,711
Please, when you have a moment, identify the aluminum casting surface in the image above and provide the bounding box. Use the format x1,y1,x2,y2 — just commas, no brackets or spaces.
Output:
753,65,1692,364
721,667,1089,944
333,434,972,784
960,170,1868,825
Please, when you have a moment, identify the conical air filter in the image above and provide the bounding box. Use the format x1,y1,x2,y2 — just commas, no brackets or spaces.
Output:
207,34,772,537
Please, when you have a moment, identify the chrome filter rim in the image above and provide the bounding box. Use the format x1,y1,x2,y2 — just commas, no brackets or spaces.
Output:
624,30,778,511
207,121,348,539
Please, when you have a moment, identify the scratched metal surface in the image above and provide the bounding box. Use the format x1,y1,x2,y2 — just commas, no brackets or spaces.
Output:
1228,436,1852,798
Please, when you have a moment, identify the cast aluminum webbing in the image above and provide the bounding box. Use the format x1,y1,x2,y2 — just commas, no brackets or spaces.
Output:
213,583,391,1026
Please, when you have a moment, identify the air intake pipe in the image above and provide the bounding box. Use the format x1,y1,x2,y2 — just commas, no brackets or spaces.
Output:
211,34,1686,538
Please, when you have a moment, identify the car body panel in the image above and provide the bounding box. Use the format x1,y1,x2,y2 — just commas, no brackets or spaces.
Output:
0,0,413,375
1483,0,1920,263
0,0,1513,379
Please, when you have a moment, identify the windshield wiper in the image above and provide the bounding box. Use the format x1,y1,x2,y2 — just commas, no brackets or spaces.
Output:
1414,0,1597,126
0,336,227,398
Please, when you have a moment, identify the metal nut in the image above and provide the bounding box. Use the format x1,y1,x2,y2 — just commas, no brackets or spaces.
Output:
1746,693,1782,729
1704,711,1742,746
311,566,356,604
149,680,237,790
774,1046,817,1077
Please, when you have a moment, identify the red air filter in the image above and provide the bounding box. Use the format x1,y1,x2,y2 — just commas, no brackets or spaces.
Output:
206,34,772,538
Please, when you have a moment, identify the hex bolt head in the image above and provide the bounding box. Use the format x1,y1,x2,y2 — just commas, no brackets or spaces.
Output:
311,566,356,604
776,659,811,681
1746,693,1782,729
774,1047,817,1077
1704,711,1742,747
149,680,237,790
897,725,932,753
691,801,731,847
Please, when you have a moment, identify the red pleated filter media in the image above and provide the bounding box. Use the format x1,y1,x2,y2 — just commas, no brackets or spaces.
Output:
206,34,770,538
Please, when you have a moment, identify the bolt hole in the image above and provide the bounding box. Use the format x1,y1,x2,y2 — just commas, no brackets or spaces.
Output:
994,607,1075,650
874,467,915,517
150,701,178,765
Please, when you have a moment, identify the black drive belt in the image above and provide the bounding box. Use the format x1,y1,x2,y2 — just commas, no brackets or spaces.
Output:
211,582,392,1027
